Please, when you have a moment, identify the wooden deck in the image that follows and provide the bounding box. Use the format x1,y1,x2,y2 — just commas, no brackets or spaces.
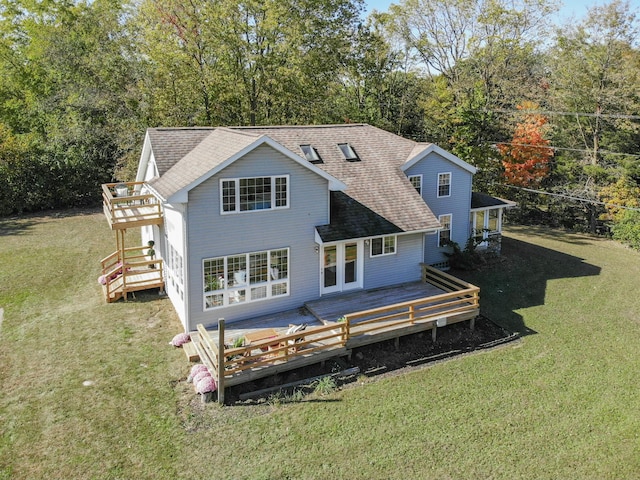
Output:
102,182,163,230
305,282,444,323
190,267,480,403
100,247,165,302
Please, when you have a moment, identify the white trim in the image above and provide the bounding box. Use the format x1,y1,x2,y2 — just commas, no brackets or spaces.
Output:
219,175,290,215
402,143,477,174
471,209,503,239
469,201,517,212
135,131,153,183
369,235,397,257
438,214,452,247
203,247,290,310
313,228,439,245
320,241,364,295
437,172,452,198
408,174,423,195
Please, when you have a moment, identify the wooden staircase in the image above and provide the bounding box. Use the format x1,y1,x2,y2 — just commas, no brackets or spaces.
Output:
100,182,165,302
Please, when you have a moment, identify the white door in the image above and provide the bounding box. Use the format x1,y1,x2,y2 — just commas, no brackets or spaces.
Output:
321,241,363,294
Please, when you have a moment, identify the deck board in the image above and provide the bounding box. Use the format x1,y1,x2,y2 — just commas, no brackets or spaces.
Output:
305,281,444,323
200,308,322,346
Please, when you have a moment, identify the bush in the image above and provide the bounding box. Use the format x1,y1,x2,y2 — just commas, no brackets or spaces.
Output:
612,211,640,250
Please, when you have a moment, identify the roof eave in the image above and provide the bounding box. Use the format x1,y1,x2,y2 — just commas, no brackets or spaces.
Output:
314,227,440,244
135,131,153,183
402,144,477,175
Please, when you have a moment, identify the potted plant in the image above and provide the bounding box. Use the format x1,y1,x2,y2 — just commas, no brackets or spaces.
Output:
114,183,129,197
147,240,156,269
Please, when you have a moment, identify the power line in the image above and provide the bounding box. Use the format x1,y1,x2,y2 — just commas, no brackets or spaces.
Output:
480,108,640,120
500,184,640,212
491,142,640,158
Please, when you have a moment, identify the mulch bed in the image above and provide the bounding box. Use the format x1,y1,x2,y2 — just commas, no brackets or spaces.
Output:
226,316,517,405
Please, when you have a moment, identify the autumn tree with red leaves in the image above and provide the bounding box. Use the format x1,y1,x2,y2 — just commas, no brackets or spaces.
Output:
498,102,553,187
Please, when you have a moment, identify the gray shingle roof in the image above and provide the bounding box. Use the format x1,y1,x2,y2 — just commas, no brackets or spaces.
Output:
149,128,262,200
144,124,450,239
229,124,442,239
147,128,214,177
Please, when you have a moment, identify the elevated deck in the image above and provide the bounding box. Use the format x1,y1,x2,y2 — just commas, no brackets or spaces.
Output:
102,182,163,230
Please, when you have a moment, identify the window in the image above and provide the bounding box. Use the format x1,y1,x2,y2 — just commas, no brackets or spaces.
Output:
338,143,359,161
438,214,452,247
473,211,485,236
471,209,500,241
300,145,322,163
370,235,396,256
488,209,499,232
203,248,289,309
165,236,184,300
221,176,289,213
408,175,422,194
438,173,451,197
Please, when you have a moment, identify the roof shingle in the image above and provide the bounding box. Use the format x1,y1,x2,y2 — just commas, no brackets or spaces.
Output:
144,124,458,238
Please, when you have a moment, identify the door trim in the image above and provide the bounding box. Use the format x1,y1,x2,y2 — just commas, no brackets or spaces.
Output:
320,241,363,295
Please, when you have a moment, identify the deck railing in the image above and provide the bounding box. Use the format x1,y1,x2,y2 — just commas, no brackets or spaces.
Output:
343,288,479,340
195,321,348,403
341,266,479,340
100,246,164,301
194,267,480,403
102,182,163,228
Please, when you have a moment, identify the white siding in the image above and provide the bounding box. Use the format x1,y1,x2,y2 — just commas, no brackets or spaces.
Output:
162,204,188,329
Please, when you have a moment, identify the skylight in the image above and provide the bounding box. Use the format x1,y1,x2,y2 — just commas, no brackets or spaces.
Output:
300,144,322,164
338,143,359,161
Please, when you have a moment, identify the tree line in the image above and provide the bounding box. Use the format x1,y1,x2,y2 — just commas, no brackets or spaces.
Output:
1,0,639,246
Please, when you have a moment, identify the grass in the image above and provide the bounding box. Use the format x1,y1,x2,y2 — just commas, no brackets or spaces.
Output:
1,212,640,479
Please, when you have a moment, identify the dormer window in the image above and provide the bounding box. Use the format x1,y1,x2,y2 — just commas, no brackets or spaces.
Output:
300,145,322,164
338,143,359,162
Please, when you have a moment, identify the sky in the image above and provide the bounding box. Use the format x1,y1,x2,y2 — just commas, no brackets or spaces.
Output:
364,0,640,20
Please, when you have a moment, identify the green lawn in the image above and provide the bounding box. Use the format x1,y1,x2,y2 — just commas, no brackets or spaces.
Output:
1,212,640,479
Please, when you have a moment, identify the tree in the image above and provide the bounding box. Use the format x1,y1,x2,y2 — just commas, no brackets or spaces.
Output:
389,0,555,191
136,0,364,127
498,102,552,187
599,175,640,223
548,0,640,167
331,12,427,136
0,0,142,212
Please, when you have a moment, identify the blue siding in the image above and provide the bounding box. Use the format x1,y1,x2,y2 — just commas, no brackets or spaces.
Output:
363,233,423,289
406,151,473,265
184,144,329,329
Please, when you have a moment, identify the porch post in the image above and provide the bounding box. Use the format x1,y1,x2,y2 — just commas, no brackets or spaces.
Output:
217,318,225,405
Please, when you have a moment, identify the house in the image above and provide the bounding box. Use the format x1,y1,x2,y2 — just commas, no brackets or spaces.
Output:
101,124,513,332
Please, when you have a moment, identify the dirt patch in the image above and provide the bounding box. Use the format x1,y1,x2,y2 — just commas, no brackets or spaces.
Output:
223,316,517,405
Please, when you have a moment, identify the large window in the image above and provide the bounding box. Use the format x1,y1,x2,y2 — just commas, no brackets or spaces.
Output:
370,235,396,257
203,248,289,309
438,214,452,247
221,175,289,213
438,172,451,197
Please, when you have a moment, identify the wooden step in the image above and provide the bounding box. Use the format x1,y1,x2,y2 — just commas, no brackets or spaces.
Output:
183,341,200,362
